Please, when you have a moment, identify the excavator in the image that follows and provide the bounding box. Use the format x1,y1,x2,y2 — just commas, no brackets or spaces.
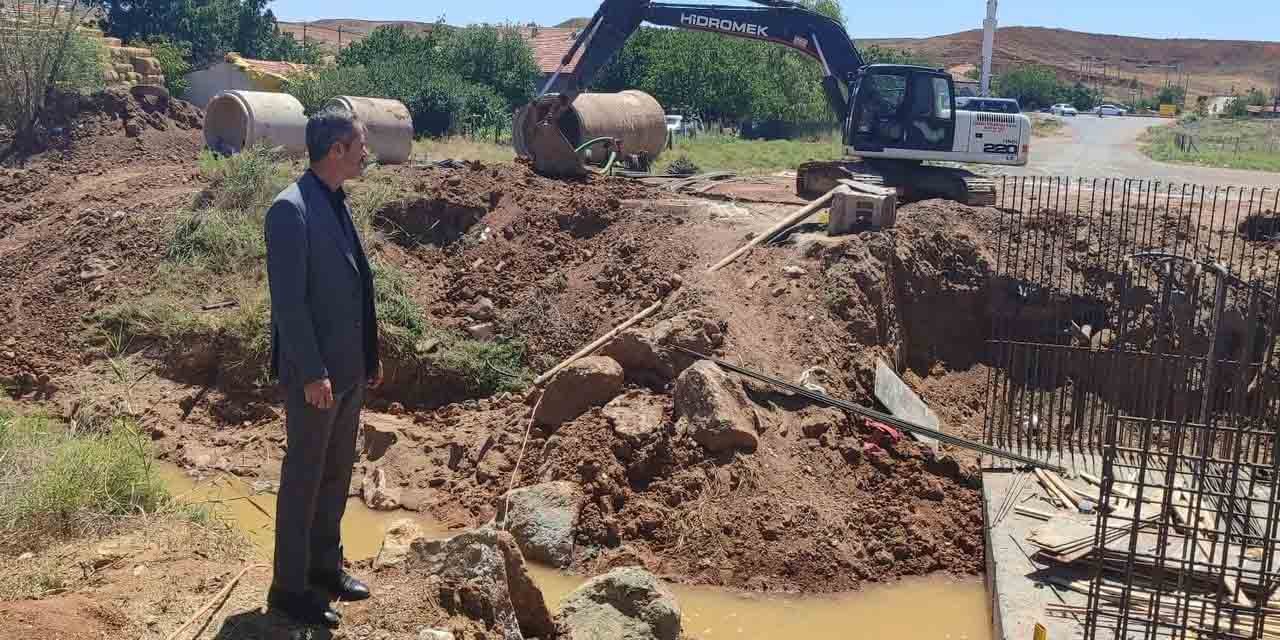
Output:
517,0,1030,206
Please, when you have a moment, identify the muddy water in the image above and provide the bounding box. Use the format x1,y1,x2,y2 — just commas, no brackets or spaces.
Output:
161,464,990,640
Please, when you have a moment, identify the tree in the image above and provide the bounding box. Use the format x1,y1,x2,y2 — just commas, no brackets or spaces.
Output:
439,25,539,109
1224,97,1249,118
338,24,443,69
862,45,934,67
98,0,315,65
1155,85,1186,107
1,0,105,156
1059,82,1099,111
996,65,1060,110
1244,88,1269,107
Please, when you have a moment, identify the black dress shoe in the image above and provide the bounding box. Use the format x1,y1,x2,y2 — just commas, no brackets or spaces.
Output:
267,587,342,628
310,569,371,601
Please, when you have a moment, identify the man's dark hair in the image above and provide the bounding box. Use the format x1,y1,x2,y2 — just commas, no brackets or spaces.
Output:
306,106,360,163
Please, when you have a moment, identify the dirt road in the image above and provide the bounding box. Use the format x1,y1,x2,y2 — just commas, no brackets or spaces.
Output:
1007,115,1278,188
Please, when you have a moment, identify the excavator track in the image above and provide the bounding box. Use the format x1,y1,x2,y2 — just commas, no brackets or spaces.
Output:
797,160,997,207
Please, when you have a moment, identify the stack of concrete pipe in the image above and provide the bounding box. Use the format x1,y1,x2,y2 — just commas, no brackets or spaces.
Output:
203,90,413,164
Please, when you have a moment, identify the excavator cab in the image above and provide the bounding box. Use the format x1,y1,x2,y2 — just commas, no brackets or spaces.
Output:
848,65,956,155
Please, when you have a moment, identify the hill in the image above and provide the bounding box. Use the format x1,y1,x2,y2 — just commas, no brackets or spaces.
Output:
276,17,1278,100
865,26,1280,99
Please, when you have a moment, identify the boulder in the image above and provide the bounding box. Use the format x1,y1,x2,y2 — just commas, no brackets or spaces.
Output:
418,630,455,640
555,567,681,640
534,356,624,426
673,361,759,453
497,530,557,639
361,468,402,510
409,528,553,640
374,518,424,569
602,390,666,446
361,417,401,461
601,311,724,382
496,481,586,568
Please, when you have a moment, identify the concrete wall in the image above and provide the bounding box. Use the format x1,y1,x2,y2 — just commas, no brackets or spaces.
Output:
184,63,256,112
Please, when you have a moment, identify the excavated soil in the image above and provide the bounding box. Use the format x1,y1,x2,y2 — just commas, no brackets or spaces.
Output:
2,111,1095,600
0,89,206,396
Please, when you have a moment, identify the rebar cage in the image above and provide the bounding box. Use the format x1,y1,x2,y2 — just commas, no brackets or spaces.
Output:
980,176,1280,639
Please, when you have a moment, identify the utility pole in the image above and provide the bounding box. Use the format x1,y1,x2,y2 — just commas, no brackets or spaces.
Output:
979,0,997,97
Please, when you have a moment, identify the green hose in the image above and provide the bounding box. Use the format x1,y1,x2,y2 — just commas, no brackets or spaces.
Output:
574,137,615,154
575,137,619,175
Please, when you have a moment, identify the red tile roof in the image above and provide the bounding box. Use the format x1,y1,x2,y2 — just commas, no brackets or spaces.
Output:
516,27,584,75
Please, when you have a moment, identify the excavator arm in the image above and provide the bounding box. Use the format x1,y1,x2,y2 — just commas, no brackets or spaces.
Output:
550,0,863,116
522,0,866,176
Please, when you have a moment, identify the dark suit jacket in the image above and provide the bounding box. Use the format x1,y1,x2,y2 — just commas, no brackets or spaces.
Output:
265,170,379,394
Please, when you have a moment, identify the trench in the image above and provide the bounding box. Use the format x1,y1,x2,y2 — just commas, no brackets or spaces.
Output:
160,463,991,640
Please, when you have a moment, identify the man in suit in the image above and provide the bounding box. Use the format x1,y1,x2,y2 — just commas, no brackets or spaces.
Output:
264,106,381,628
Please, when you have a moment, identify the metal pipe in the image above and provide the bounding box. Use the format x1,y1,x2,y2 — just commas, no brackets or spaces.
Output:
673,347,1067,473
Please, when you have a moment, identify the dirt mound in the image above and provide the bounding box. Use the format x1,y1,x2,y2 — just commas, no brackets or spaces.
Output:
0,89,205,395
5,87,202,164
376,161,691,372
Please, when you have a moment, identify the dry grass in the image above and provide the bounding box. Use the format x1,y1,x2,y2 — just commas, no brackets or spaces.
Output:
413,136,517,165
1031,114,1066,138
664,132,842,175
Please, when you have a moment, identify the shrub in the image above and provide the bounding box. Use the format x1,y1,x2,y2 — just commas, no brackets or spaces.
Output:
283,65,378,115
1,2,105,151
196,145,294,212
665,155,701,176
142,37,193,97
0,412,167,543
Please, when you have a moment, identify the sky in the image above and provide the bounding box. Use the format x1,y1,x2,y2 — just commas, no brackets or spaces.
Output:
270,0,1279,41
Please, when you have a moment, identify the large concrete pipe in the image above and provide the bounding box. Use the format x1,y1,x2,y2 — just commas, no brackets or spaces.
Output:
326,96,413,165
204,90,308,156
516,90,667,169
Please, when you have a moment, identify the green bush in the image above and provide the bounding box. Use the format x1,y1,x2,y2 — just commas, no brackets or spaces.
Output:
284,65,378,115
665,155,701,176
285,65,507,137
0,412,166,541
1,8,106,149
142,37,192,97
196,145,293,212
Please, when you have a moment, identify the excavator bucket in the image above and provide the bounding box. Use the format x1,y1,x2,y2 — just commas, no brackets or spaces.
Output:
514,95,587,178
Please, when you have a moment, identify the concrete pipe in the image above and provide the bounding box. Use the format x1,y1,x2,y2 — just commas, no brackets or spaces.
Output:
326,96,413,165
203,90,308,156
516,90,667,167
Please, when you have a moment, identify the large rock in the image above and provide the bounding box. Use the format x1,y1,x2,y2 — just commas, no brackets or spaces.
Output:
496,481,586,569
602,390,667,446
555,567,682,640
602,311,724,382
409,528,554,640
374,518,424,569
362,468,402,510
673,361,759,453
534,356,624,426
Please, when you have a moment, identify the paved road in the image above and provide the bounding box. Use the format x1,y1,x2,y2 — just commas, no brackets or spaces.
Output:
1002,115,1279,188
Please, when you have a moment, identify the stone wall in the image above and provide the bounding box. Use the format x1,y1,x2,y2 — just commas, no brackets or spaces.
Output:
98,35,166,88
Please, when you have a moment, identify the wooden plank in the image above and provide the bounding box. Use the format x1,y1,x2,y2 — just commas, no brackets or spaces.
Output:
874,359,939,454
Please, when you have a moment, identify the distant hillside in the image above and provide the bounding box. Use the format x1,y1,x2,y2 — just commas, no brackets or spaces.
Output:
865,27,1280,99
277,18,438,48
277,18,1279,100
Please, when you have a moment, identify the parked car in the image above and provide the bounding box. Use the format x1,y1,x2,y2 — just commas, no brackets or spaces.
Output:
1051,103,1078,117
957,96,1024,113
1094,104,1128,117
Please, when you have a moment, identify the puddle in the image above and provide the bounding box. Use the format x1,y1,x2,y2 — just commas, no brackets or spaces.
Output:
158,463,453,561
161,463,990,640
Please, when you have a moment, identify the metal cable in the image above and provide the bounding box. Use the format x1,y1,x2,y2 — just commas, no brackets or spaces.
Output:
673,347,1066,473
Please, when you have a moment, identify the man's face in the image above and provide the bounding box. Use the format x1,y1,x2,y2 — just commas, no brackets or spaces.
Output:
332,125,369,180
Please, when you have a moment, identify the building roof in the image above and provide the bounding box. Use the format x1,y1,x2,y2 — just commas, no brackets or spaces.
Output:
516,27,583,75
226,53,310,78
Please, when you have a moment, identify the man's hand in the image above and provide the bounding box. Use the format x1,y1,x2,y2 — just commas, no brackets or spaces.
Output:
305,378,335,409
368,360,384,389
